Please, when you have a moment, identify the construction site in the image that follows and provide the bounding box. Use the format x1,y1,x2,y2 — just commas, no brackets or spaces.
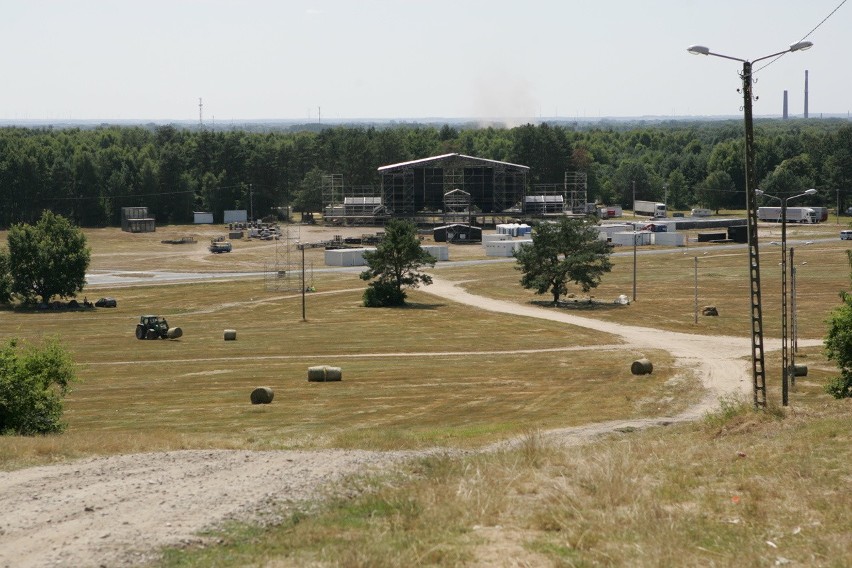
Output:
320,153,590,227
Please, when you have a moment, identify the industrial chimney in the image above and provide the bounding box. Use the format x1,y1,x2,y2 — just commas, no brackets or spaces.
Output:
783,90,788,119
804,70,809,118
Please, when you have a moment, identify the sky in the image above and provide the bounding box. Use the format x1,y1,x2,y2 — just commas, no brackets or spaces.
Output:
0,0,849,122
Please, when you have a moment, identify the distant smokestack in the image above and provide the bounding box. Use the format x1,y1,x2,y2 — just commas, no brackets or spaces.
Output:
783,90,788,119
804,70,809,118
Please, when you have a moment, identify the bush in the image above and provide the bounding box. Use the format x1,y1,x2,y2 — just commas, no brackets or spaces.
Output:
363,281,407,307
825,374,852,399
0,337,77,435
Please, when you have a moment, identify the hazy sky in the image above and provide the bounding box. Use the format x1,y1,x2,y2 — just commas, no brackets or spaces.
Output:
1,0,848,122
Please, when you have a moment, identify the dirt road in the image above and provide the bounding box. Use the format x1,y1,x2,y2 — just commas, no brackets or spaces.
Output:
0,277,816,568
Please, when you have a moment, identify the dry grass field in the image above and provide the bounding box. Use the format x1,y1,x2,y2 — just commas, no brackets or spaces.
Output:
1,220,850,566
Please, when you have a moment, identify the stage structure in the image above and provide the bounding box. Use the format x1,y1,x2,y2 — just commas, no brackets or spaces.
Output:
565,171,589,214
525,172,589,216
442,188,472,224
377,154,528,218
322,174,385,224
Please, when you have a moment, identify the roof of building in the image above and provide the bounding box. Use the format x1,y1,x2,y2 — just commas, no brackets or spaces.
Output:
377,153,529,173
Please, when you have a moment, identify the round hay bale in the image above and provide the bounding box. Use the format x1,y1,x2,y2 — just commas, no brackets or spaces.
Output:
793,364,808,377
323,366,342,381
307,365,343,382
223,329,237,341
250,387,274,404
167,327,183,339
307,366,328,382
631,358,653,375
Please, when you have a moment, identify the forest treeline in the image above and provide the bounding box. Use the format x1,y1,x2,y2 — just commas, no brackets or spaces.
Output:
1,119,851,229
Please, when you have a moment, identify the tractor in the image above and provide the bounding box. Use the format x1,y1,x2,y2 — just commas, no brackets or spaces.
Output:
136,315,182,340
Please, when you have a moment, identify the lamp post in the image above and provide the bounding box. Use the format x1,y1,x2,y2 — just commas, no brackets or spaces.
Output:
687,41,813,409
756,188,817,406
297,242,306,322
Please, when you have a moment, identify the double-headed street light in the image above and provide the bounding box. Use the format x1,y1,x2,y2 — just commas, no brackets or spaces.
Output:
687,41,813,409
756,188,817,406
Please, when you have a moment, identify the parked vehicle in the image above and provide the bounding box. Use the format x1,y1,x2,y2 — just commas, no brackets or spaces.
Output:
95,297,117,308
209,240,232,253
633,200,667,218
690,208,712,217
757,206,817,224
135,315,182,340
841,230,852,240
597,205,623,219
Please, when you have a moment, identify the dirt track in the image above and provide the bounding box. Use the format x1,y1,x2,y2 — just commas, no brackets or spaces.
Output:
0,277,818,568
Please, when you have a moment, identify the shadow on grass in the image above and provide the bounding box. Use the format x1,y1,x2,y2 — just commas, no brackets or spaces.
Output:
530,299,628,312
397,302,443,310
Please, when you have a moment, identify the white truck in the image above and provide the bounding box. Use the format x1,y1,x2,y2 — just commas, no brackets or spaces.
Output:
757,206,817,224
633,200,667,218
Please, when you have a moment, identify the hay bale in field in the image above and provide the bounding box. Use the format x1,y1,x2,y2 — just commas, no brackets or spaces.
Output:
631,358,653,375
223,329,237,341
307,365,343,382
324,366,342,381
250,387,274,404
702,305,719,316
307,366,327,381
793,364,808,377
167,327,183,339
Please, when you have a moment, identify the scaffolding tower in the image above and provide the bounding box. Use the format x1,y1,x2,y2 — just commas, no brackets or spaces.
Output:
321,174,344,212
565,171,589,214
264,225,312,292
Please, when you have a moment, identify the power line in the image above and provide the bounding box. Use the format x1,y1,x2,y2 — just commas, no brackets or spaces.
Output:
756,0,847,73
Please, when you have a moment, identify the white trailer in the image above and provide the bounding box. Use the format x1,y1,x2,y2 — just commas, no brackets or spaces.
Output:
633,200,667,218
757,207,817,224
598,205,623,219
809,206,828,222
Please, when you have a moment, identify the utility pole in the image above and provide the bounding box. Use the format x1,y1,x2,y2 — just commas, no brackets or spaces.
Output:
632,180,636,217
694,256,699,324
632,230,638,301
300,244,306,322
249,183,254,223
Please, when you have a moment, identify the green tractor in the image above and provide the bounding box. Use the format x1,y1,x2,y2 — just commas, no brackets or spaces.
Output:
136,315,183,340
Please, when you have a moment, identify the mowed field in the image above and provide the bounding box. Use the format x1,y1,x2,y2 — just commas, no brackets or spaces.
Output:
0,220,849,466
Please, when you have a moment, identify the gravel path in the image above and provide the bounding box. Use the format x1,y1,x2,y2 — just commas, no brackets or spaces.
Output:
0,277,819,568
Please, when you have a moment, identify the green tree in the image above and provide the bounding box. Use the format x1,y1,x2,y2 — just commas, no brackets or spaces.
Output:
7,211,91,304
696,170,735,213
359,219,436,307
824,250,852,398
0,337,76,435
292,167,325,215
514,217,613,305
0,249,11,304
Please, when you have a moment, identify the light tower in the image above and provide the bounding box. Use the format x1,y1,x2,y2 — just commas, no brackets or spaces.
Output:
199,98,203,128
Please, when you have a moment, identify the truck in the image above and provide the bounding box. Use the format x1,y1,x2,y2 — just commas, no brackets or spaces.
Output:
757,206,817,224
809,206,828,222
597,205,623,219
633,200,667,218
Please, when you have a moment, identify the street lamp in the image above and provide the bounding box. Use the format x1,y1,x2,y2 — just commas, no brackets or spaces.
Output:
687,41,813,409
756,188,817,406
